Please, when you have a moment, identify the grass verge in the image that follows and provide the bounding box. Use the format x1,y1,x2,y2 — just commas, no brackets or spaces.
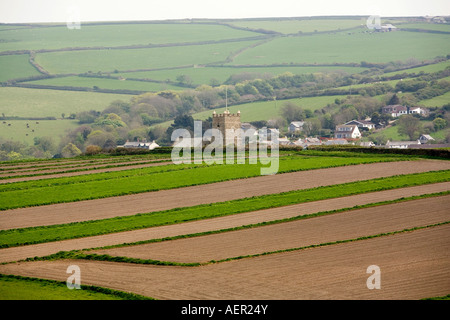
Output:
0,273,154,300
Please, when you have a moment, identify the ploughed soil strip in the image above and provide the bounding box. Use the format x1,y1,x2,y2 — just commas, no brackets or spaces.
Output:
93,195,450,263
0,159,172,183
0,225,448,300
0,184,448,263
2,159,450,230
0,158,168,177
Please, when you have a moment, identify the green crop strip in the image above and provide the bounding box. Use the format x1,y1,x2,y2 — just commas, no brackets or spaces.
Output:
0,274,155,300
0,155,406,210
0,170,448,248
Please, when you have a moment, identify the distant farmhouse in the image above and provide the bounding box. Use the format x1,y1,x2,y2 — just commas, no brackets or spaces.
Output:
119,140,160,150
385,140,421,149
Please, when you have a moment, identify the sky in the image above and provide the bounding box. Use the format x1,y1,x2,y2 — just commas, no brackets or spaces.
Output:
0,0,449,24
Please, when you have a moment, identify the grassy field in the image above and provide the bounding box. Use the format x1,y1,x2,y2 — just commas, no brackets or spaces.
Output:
192,95,348,122
0,119,79,145
419,91,450,108
398,23,450,32
230,31,450,65
34,40,260,74
0,23,260,52
382,60,450,77
27,76,186,92
115,65,368,86
0,274,152,300
0,87,131,118
228,18,367,34
0,54,41,82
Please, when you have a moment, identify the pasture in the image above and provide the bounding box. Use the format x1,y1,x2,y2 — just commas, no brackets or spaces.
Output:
230,31,450,66
192,95,348,122
0,119,78,145
0,87,130,118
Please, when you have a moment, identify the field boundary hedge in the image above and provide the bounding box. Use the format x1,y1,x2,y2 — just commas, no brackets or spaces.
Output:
307,145,450,159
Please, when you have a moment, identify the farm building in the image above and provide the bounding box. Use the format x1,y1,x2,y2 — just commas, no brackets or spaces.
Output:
119,140,160,150
419,134,435,144
324,139,349,146
385,140,421,149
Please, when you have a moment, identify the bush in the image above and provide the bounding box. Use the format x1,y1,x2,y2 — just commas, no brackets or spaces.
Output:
84,145,103,155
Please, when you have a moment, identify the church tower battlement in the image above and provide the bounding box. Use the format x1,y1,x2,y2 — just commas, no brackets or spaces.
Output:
212,110,241,146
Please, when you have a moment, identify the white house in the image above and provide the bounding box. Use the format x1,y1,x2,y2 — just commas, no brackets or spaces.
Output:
409,107,428,116
334,125,361,139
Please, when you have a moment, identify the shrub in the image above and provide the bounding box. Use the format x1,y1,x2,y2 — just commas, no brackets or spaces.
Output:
85,145,103,155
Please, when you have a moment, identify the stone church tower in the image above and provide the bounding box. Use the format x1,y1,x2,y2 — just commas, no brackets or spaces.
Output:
212,109,241,146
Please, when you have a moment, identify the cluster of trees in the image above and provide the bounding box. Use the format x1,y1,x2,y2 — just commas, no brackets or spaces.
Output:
0,136,58,161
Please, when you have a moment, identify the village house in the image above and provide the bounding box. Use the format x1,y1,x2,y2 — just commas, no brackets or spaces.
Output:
334,124,361,139
382,105,408,117
344,119,376,131
288,121,305,133
385,140,421,149
382,105,428,117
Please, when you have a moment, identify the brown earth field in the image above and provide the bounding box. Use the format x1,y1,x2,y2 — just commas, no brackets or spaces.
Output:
92,195,450,263
0,154,281,183
2,159,450,230
0,225,448,300
0,159,172,183
0,183,449,264
0,158,168,176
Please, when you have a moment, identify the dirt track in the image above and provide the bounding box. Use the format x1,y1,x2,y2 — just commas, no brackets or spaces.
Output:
2,159,450,230
1,225,448,300
0,184,449,263
93,195,450,263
